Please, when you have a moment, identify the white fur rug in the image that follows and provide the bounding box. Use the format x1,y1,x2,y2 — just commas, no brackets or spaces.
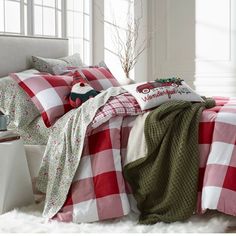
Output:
0,202,236,233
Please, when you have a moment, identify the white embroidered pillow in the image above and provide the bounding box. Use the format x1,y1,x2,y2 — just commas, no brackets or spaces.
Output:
122,79,204,110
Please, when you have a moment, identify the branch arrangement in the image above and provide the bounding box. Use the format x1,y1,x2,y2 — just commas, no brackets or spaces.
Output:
94,0,152,81
111,0,149,79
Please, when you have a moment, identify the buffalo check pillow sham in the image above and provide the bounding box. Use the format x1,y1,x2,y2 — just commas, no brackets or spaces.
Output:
11,72,73,128
78,67,120,91
53,64,121,91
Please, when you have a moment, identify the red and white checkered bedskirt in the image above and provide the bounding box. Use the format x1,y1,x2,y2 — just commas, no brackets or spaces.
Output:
51,96,236,222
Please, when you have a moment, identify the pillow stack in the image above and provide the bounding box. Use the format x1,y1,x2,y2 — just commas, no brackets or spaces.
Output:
8,56,121,128
6,54,203,129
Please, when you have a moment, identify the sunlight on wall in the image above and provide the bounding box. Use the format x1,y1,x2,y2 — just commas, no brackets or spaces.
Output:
195,0,236,97
196,0,230,61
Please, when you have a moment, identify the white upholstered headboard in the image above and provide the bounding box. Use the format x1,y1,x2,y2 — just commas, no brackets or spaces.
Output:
0,35,68,77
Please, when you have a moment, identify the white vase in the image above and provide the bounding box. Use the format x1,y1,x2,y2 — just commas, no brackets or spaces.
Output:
119,77,134,85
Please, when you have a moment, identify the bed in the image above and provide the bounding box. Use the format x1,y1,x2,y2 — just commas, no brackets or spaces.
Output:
1,34,236,225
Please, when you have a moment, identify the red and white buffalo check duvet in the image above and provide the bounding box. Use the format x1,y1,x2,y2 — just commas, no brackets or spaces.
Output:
51,96,236,222
198,96,236,215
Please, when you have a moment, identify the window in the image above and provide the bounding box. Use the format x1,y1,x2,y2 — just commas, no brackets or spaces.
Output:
104,0,134,79
67,0,92,64
0,0,24,34
0,0,138,73
0,0,92,64
34,0,62,37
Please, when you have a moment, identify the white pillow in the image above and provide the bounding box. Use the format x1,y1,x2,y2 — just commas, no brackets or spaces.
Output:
122,79,204,110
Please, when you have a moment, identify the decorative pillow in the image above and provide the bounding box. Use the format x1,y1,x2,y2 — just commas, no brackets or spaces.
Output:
32,53,83,75
0,69,41,128
122,78,204,110
51,61,120,91
67,76,100,108
10,72,73,128
76,67,120,91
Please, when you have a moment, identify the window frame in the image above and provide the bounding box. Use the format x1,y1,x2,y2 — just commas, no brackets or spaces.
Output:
0,0,141,70
0,0,25,35
34,1,55,37
66,0,93,64
0,0,93,63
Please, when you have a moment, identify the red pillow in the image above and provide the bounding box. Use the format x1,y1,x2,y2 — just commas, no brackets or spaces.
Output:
11,72,73,127
66,66,120,91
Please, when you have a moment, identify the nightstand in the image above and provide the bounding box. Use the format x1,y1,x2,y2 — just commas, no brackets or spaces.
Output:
0,139,34,214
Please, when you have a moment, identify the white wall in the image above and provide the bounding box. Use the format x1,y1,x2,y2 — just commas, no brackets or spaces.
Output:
133,0,148,83
147,0,195,88
147,0,236,97
92,0,104,65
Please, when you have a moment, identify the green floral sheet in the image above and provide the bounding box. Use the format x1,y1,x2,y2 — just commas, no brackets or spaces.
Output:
0,71,41,129
14,116,51,145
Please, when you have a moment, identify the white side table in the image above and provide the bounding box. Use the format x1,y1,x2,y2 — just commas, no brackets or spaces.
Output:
0,139,34,214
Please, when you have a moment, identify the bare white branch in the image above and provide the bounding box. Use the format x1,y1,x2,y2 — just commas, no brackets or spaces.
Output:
110,0,150,79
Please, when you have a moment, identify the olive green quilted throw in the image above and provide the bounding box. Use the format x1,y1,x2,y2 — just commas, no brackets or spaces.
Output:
124,98,215,224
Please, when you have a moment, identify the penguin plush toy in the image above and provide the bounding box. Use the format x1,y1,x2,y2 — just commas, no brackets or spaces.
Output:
68,71,100,108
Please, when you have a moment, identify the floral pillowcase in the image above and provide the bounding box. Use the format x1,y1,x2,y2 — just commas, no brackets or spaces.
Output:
32,53,84,75
0,69,41,128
